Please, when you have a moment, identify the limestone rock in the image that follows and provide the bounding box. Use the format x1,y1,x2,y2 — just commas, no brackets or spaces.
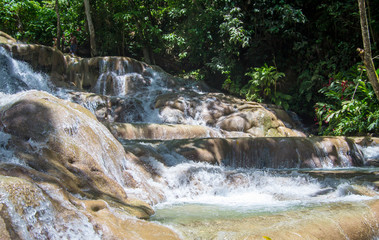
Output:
173,200,379,240
0,92,139,195
0,31,16,44
154,92,306,137
2,90,169,208
0,90,181,238
160,137,364,168
1,44,154,91
65,56,150,91
1,43,67,85
105,122,224,140
0,174,180,240
2,42,307,138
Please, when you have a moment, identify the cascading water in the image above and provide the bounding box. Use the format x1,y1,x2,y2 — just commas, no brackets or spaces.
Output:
92,57,214,125
0,48,106,239
0,47,53,94
72,51,379,238
1,44,379,239
0,46,52,165
126,141,378,206
140,147,379,239
86,54,379,238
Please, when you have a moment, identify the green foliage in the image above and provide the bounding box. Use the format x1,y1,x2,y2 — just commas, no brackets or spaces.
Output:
57,0,86,44
106,0,167,57
284,0,362,119
240,64,291,110
1,0,379,136
242,64,282,102
315,65,379,135
0,0,56,45
222,71,242,96
220,7,250,48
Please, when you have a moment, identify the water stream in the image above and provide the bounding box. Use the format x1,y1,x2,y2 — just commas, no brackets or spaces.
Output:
1,45,379,239
85,49,379,238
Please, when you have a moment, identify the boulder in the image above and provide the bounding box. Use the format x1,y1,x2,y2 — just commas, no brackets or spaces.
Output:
0,90,180,239
155,92,306,137
0,174,180,240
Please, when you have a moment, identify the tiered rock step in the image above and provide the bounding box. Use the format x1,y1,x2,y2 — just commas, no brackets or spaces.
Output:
272,167,379,189
103,122,253,140
106,121,378,169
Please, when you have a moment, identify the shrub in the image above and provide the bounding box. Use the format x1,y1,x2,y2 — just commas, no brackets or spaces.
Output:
315,64,379,135
240,64,292,110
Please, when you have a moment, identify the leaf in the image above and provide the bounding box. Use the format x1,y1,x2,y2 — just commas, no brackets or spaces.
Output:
283,102,289,111
263,237,272,240
306,92,312,102
299,80,314,94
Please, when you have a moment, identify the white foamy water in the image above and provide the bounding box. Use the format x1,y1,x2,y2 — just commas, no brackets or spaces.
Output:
92,57,213,125
0,176,102,240
147,157,379,230
1,45,379,239
130,151,378,210
0,47,53,94
0,130,26,166
361,145,379,160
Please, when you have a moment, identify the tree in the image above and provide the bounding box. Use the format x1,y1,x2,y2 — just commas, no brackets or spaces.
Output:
83,0,96,57
357,0,379,100
55,0,62,50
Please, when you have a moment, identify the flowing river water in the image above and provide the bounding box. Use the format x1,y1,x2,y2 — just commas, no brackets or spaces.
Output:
1,45,379,239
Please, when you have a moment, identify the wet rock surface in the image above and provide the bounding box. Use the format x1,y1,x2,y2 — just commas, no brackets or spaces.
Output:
155,137,365,168
1,41,379,240
0,31,16,44
2,43,306,137
1,43,67,85
164,200,379,240
0,91,180,239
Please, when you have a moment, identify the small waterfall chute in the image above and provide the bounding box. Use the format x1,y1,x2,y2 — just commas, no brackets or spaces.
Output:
0,46,53,94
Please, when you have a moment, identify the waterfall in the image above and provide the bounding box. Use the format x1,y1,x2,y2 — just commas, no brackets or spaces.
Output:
1,45,378,239
0,47,53,94
91,57,212,125
122,140,377,207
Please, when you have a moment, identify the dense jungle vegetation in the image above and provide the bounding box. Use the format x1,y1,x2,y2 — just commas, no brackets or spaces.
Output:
1,0,379,136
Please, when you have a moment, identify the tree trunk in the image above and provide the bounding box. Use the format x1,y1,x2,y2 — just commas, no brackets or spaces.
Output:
83,0,97,57
143,46,155,65
358,0,379,100
55,0,62,50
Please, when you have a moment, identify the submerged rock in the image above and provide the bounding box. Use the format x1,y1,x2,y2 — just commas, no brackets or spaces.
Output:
169,200,379,240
